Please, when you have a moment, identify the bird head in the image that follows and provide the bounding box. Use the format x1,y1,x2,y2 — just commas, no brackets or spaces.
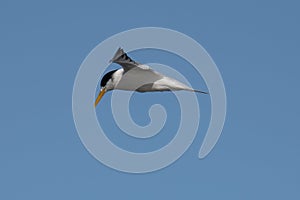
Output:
94,69,118,107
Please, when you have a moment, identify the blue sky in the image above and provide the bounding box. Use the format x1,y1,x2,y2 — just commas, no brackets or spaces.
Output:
1,0,299,199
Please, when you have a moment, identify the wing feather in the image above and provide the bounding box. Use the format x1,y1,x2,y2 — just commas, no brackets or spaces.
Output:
110,48,140,72
110,48,208,94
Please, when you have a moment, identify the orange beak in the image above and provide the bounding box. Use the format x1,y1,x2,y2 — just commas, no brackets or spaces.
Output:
94,88,106,107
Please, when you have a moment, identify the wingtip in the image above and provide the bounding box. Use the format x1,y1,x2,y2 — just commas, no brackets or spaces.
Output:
195,90,209,94
111,47,126,63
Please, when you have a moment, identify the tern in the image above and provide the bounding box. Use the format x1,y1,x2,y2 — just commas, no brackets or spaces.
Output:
95,48,208,107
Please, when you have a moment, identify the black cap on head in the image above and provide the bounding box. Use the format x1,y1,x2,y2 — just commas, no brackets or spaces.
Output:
100,69,117,87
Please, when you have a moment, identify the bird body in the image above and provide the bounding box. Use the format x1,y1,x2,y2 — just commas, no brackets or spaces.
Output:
95,48,207,107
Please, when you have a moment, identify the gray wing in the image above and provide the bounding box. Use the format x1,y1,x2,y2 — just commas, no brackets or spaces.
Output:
110,48,166,91
111,48,208,93
110,48,146,72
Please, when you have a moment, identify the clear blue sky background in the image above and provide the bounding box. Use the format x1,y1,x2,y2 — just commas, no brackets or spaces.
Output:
1,0,299,199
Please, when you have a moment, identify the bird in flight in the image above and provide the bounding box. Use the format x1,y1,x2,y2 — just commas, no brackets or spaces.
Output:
95,48,208,107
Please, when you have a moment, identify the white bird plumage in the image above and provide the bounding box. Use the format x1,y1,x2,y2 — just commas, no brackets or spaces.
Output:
95,48,208,107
